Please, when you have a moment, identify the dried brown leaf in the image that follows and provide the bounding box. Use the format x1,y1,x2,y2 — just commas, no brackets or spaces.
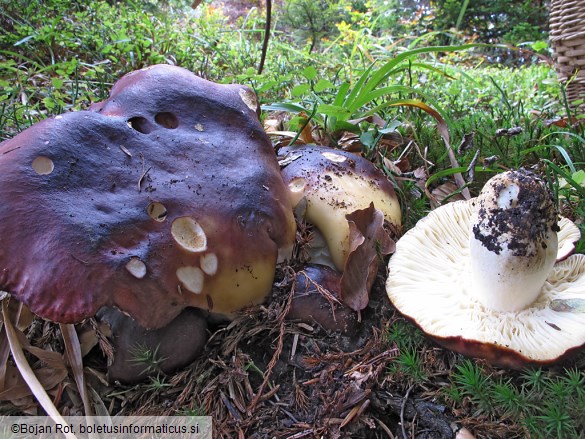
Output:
298,113,316,145
390,100,470,199
348,115,386,128
430,182,466,209
0,364,67,401
340,204,395,311
382,157,403,176
338,132,362,153
77,326,99,357
457,132,475,154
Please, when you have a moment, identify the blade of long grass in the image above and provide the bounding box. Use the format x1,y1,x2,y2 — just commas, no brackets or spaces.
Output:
333,82,351,107
349,86,452,125
357,43,494,101
60,324,93,416
452,0,471,44
261,102,309,113
426,166,497,188
387,99,470,199
553,146,577,174
390,62,457,80
344,62,377,108
1,301,77,439
544,160,585,197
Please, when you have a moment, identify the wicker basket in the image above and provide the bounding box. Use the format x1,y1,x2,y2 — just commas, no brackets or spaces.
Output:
549,0,585,110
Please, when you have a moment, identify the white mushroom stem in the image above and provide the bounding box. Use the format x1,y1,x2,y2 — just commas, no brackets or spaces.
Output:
469,170,559,312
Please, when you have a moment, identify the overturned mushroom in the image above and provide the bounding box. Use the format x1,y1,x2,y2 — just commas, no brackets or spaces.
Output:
0,64,295,329
386,169,584,368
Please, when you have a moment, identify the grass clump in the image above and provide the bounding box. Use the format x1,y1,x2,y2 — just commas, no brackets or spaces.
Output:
442,361,585,438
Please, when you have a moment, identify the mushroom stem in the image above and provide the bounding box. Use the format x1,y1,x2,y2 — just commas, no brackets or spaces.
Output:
469,170,559,312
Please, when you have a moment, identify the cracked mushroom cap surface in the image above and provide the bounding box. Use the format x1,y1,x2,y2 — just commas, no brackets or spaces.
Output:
386,179,584,368
280,145,401,271
0,64,296,329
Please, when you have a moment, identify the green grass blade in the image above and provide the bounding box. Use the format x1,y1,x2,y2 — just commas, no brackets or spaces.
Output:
333,82,351,107
544,160,585,197
262,102,308,113
343,62,377,108
358,43,493,101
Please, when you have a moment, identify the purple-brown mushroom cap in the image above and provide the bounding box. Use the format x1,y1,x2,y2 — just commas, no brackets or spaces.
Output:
0,65,296,328
287,264,358,333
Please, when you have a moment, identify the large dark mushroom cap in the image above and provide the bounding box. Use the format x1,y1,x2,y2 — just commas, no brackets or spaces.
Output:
0,64,295,328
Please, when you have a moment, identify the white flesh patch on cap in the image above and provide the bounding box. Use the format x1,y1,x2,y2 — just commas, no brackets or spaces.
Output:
200,253,218,276
287,177,307,207
125,257,147,279
171,217,207,253
32,156,54,175
386,199,585,362
239,88,258,111
321,151,346,163
177,266,204,294
147,202,168,222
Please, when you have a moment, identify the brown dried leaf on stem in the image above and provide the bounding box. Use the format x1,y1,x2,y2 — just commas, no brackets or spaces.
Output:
340,204,396,311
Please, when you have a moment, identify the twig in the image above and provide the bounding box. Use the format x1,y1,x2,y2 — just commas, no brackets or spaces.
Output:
290,333,299,361
374,416,396,439
70,254,89,266
286,430,314,439
219,390,242,421
138,166,152,192
119,145,132,157
257,0,272,74
1,146,20,155
400,385,414,439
